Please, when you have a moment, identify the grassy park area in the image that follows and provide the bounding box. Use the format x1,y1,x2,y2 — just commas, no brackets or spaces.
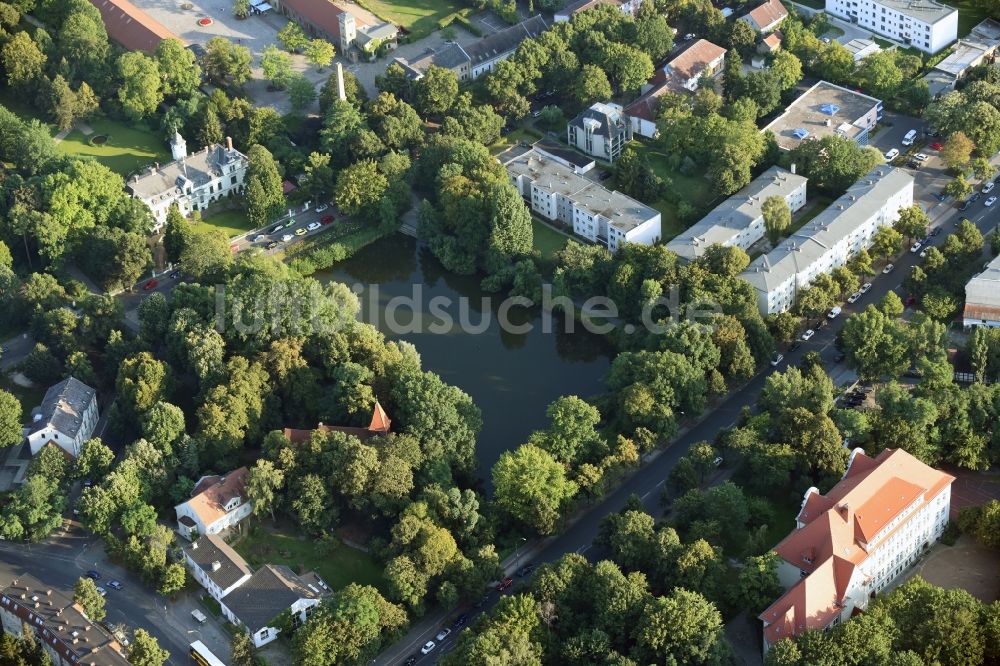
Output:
192,208,255,238
57,117,169,176
360,0,467,40
637,146,716,241
532,219,569,259
233,524,386,592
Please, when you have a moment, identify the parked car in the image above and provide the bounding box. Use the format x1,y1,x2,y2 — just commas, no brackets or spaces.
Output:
517,564,536,578
930,227,941,236
191,609,207,624
987,196,998,207
321,214,335,224
281,233,294,242
169,271,181,279
828,306,841,319
959,199,972,211
884,148,899,161
435,628,452,642
266,241,278,250
142,278,158,290
295,227,307,236
929,142,944,151
914,153,929,162
770,353,784,366
882,264,895,274
683,32,695,40
451,614,468,629
971,192,983,202
984,182,995,194
269,223,283,233
108,580,123,591
789,341,801,352
307,221,321,231
910,241,922,253
906,160,920,169
859,282,872,294
834,352,846,363
85,570,100,580
421,641,436,655
713,456,724,467
847,292,861,303
801,329,815,341
315,203,329,213
905,295,917,306
404,657,417,666
531,110,542,118
920,248,929,258
496,577,514,592
96,586,107,597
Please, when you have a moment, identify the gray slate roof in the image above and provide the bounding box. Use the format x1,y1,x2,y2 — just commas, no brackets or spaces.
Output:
222,565,322,632
184,534,252,590
127,143,247,201
28,377,95,438
464,15,548,66
569,102,628,139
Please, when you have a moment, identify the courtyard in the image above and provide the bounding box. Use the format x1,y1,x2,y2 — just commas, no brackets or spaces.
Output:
907,535,1000,603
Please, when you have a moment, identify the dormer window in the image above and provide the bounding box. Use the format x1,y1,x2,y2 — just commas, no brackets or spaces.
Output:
225,498,240,511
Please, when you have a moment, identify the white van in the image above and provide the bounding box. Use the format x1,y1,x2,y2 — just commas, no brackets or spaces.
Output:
191,609,207,624
902,129,917,146
828,306,842,319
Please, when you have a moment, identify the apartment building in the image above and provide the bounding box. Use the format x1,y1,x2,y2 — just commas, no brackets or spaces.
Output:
667,166,807,262
825,0,957,53
566,102,632,163
740,166,913,315
0,574,130,666
127,134,248,232
760,448,954,655
764,81,883,151
504,147,661,252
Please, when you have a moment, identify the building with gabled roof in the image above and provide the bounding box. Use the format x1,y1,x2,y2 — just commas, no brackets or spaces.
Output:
282,400,391,444
0,573,130,666
567,102,632,163
554,0,643,22
183,534,253,602
667,166,807,261
89,0,181,53
26,377,98,459
220,564,328,647
273,0,397,60
760,448,954,655
465,15,548,80
740,0,788,33
175,467,252,540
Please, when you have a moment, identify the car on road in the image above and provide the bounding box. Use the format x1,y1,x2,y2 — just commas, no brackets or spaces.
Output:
770,353,784,366
929,142,944,151
307,221,321,232
315,204,329,213
96,586,107,596
295,227,307,236
910,241,922,253
883,264,895,274
169,271,181,279
859,282,872,294
914,153,929,162
266,241,278,250
496,577,514,592
108,580,123,591
281,233,294,242
801,329,815,341
713,456,724,467
517,564,536,578
321,214,335,224
828,306,842,319
452,614,468,629
85,570,100,580
920,248,929,258
531,110,542,118
421,641,436,655
191,609,207,624
930,227,942,236
884,148,899,161
987,196,998,207
142,278,158,290
436,628,452,642
269,223,284,233
984,182,995,194
847,292,861,303
405,657,417,666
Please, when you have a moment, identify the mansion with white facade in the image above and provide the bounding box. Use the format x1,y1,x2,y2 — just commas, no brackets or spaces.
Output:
127,134,248,232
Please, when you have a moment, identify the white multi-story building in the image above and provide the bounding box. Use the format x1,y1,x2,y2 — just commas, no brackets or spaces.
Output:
962,252,1000,328
126,134,248,232
826,0,957,54
175,467,252,540
184,534,253,602
25,377,98,459
504,147,661,252
740,166,913,315
764,81,883,151
566,102,632,163
667,166,808,262
760,448,954,655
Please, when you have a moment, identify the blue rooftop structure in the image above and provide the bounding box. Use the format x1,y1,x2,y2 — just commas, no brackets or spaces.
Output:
819,103,840,115
792,128,810,140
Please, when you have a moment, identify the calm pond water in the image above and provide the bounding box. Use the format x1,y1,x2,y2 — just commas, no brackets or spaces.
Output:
318,234,613,482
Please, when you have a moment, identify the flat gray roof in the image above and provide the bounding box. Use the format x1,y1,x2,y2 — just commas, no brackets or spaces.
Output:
741,167,913,293
667,166,807,261
503,148,658,233
875,0,956,24
764,81,882,151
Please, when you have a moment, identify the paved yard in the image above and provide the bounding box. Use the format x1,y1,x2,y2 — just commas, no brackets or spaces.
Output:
949,467,1000,517
909,535,1000,602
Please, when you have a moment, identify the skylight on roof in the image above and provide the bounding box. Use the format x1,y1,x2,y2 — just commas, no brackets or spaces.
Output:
792,128,809,140
819,103,840,115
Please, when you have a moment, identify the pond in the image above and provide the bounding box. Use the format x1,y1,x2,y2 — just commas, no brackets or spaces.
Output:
318,234,613,483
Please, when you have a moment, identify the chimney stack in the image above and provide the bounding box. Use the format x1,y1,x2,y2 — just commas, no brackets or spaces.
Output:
336,62,347,102
226,136,233,151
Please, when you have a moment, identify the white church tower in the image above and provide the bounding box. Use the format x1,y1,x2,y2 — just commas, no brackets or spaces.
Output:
170,131,187,161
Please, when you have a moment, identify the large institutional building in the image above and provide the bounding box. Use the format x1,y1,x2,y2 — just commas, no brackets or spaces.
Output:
760,448,954,655
504,146,661,252
764,81,883,151
740,166,913,315
667,166,807,262
126,134,248,232
825,0,957,54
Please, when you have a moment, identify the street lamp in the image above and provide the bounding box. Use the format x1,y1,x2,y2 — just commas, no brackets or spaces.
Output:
513,537,527,573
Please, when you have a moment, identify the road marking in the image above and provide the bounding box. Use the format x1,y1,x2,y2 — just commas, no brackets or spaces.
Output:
640,490,651,500
655,479,665,488
575,544,591,555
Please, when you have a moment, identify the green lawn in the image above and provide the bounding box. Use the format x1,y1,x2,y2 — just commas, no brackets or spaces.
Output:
193,208,255,238
232,525,386,593
0,87,51,129
490,127,543,155
532,218,569,259
360,0,467,40
57,117,169,177
635,144,715,241
786,196,832,237
760,495,802,555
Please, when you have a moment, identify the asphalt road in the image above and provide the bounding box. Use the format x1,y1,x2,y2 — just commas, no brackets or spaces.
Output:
378,143,1000,666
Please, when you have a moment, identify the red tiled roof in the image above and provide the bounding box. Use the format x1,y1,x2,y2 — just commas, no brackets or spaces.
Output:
746,0,788,31
184,467,248,527
89,0,180,53
277,0,367,43
283,401,391,444
763,32,782,49
666,39,726,82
